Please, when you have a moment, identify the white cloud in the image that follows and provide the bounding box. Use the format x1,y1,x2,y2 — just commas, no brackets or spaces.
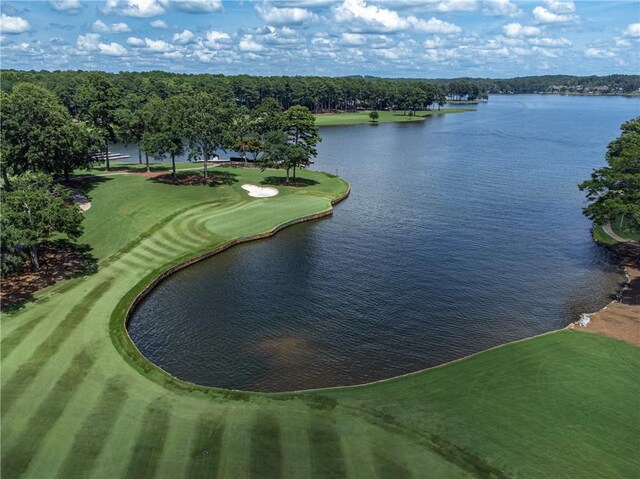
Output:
615,37,631,47
340,32,392,48
103,0,165,18
503,23,540,37
162,51,183,59
150,19,168,29
529,36,571,47
334,0,461,34
273,0,338,6
0,14,30,34
481,0,520,17
375,48,399,60
93,20,131,33
369,0,477,13
532,6,578,24
623,23,640,38
99,42,128,56
173,29,195,44
584,47,615,59
203,30,231,49
50,0,83,13
76,33,101,51
256,5,317,26
426,0,477,13
76,33,127,56
239,35,266,52
159,0,222,13
144,38,174,52
416,17,462,34
193,49,215,62
126,36,146,46
543,0,575,13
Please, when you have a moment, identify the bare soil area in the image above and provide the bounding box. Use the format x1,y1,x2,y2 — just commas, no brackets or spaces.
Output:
1,244,96,310
574,243,640,346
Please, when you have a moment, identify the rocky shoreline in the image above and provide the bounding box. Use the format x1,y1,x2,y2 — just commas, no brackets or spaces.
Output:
570,242,640,346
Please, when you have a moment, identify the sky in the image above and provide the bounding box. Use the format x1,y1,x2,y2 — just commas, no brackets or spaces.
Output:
0,0,638,78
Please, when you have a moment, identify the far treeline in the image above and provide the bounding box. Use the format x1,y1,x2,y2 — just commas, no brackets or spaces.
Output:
1,70,454,115
414,74,640,95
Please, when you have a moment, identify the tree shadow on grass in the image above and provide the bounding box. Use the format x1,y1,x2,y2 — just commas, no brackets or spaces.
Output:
148,171,238,187
63,175,112,198
90,163,170,174
260,176,319,188
1,239,98,313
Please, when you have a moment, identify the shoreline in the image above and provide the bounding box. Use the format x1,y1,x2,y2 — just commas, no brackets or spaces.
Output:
112,182,352,393
569,239,640,346
114,187,637,395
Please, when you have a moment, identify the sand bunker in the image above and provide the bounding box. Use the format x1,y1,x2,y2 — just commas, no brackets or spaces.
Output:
73,192,91,211
241,184,279,198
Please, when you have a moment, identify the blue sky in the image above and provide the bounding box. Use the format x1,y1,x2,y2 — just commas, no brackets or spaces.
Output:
1,0,638,77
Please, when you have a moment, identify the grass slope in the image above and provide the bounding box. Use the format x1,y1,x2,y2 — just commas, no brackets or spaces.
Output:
314,109,472,126
2,166,638,478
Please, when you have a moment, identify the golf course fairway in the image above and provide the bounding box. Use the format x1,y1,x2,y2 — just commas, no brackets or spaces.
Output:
2,167,638,478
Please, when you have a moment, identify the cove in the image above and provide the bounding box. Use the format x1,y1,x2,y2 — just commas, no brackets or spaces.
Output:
128,95,639,392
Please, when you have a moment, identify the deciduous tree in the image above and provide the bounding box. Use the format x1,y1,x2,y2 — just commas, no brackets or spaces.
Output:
579,117,640,227
1,173,83,271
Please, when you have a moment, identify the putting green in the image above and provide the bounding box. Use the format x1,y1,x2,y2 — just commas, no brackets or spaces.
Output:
2,166,638,478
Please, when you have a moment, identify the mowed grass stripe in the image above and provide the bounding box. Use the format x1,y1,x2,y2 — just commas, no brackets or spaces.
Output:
373,448,413,479
279,412,312,479
309,415,347,479
1,348,98,478
136,241,182,263
1,279,112,416
55,378,129,479
186,413,226,478
1,314,45,360
124,399,172,479
155,228,204,251
250,412,283,479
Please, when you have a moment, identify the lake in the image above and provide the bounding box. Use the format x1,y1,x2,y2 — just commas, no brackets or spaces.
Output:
128,95,639,392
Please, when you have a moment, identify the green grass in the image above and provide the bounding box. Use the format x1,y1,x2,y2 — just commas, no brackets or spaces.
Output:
610,216,640,241
2,166,638,478
592,225,618,245
314,109,473,126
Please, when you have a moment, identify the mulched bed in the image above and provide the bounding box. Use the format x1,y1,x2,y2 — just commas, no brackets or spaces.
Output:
1,244,95,310
151,173,236,186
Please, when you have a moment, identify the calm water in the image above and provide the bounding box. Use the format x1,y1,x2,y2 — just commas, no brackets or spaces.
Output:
128,95,639,391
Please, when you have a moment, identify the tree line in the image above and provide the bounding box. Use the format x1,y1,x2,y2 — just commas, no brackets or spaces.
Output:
428,74,640,95
1,70,455,114
580,117,640,233
0,74,323,275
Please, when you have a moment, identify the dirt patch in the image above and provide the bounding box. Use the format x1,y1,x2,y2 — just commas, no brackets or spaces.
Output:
1,243,96,310
572,242,640,346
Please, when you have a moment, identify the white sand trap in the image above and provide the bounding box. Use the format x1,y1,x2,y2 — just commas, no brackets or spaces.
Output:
73,192,91,211
241,184,279,198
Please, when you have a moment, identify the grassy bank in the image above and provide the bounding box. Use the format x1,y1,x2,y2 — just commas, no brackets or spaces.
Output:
611,216,640,241
446,100,480,105
2,166,638,478
314,108,472,126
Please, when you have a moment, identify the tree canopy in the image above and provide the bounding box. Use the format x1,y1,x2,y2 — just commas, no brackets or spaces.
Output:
0,82,98,185
579,117,640,227
1,173,84,271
